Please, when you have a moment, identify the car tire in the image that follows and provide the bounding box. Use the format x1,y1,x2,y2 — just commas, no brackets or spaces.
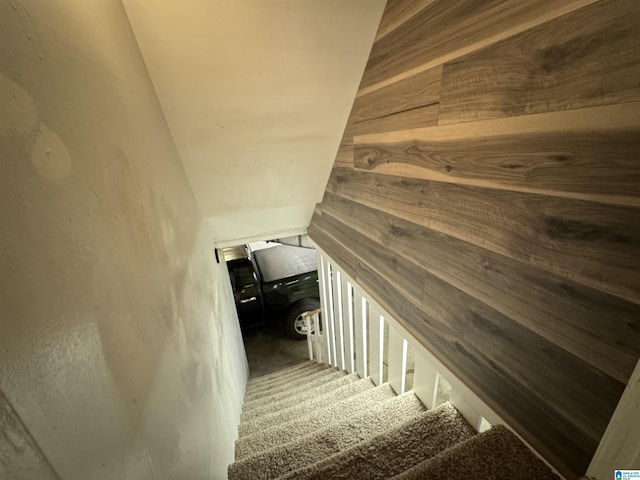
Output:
284,298,320,340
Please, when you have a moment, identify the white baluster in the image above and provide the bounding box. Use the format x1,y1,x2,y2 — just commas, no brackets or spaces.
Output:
387,324,405,394
343,280,355,374
353,290,366,378
317,251,331,365
332,269,345,370
451,389,482,430
306,312,314,361
368,304,383,386
325,261,337,367
413,352,438,409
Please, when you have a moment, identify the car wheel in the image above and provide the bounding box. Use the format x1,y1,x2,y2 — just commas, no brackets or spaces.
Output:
284,298,320,340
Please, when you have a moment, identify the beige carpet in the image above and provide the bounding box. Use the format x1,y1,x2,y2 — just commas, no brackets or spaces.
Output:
244,364,334,403
391,424,560,479
242,369,346,415
230,393,427,480
277,402,476,480
238,375,368,437
230,362,560,480
235,381,395,460
245,360,321,392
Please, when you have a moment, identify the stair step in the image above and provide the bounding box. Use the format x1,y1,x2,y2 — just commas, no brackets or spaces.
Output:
238,373,364,437
246,361,324,392
235,381,395,460
240,370,350,424
248,360,315,384
229,391,428,480
243,367,341,409
237,362,561,479
390,424,560,480
245,363,332,399
277,402,476,480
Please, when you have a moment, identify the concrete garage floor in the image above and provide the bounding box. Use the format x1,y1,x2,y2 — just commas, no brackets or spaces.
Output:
243,326,310,379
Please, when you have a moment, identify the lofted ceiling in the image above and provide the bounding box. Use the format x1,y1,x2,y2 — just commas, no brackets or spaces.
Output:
122,0,386,247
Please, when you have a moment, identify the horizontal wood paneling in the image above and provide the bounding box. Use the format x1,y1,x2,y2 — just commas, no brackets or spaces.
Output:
374,0,434,41
320,191,640,384
310,1,640,477
333,138,353,169
315,209,425,306
439,0,640,124
307,224,356,279
359,0,597,94
314,207,627,438
316,206,625,422
311,208,621,475
349,104,439,138
347,66,442,139
353,102,640,206
319,192,355,225
351,66,442,124
327,168,640,304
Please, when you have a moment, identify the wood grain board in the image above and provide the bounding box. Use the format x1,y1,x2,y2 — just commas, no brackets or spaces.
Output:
333,138,353,169
439,0,640,124
374,0,435,41
359,0,597,95
351,66,442,125
348,103,440,138
309,1,640,478
347,66,442,138
308,222,357,279
353,102,640,206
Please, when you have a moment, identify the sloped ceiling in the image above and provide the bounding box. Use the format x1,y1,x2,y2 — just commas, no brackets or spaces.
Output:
123,0,385,246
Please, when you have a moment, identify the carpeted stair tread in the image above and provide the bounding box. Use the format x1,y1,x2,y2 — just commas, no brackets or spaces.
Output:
246,361,327,392
238,373,364,436
229,391,428,480
243,367,342,408
247,360,315,384
235,381,395,460
247,360,329,389
390,424,560,480
244,367,339,408
277,401,476,480
245,363,332,398
240,370,350,423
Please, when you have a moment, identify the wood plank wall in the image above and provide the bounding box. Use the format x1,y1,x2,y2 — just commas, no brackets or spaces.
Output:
308,1,640,478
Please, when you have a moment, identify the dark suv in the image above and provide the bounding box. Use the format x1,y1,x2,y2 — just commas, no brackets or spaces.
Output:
225,244,320,339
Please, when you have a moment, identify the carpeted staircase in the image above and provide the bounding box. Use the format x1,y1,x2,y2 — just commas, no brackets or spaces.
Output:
229,361,560,480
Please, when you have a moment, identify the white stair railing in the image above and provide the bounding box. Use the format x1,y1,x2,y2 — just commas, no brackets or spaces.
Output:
353,290,367,379
312,248,492,426
304,308,323,364
310,246,564,478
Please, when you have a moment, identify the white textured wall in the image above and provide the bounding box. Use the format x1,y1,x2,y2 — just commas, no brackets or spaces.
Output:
0,1,248,479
